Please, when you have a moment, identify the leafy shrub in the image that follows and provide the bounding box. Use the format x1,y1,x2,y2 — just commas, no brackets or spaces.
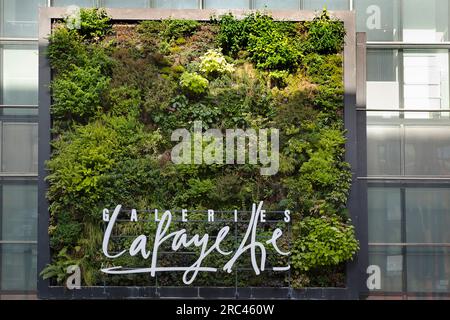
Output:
302,10,346,55
51,65,110,122
218,13,301,71
48,26,86,73
161,19,200,40
303,53,343,86
136,20,165,35
248,29,302,70
291,215,359,271
48,24,114,74
199,49,235,78
180,102,222,127
75,8,111,39
180,71,209,95
47,116,163,224
217,13,289,56
106,85,142,118
215,13,245,55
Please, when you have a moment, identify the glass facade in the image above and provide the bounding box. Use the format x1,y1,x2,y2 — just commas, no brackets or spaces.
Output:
0,0,448,299
0,0,39,295
360,0,450,298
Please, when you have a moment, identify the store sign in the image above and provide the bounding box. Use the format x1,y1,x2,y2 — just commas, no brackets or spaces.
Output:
101,201,291,285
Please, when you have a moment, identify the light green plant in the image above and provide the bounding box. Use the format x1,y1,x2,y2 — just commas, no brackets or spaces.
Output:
199,49,235,78
179,71,209,95
291,215,359,271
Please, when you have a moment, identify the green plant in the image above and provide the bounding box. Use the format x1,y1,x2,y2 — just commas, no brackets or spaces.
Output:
47,25,114,74
73,8,112,39
106,85,142,118
199,49,235,78
291,215,359,271
51,65,110,122
179,71,209,95
248,29,302,71
217,13,301,71
136,20,165,35
161,19,200,40
302,10,346,55
48,26,86,73
40,247,80,284
268,70,289,87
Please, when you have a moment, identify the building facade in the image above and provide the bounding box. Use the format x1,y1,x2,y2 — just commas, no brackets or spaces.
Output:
0,0,449,299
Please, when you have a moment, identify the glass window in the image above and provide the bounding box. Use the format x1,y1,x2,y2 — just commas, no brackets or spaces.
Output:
0,244,37,290
0,0,46,38
368,112,450,176
406,189,450,244
205,0,249,9
254,0,298,10
369,246,403,292
403,50,449,113
303,0,349,10
1,182,37,241
407,246,450,293
367,49,400,110
368,188,402,243
355,0,399,41
153,0,198,9
1,122,38,173
403,0,449,42
405,123,450,176
103,0,148,7
1,44,39,106
367,115,402,176
51,0,94,7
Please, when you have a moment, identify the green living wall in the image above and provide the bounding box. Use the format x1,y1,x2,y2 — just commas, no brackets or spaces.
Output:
42,8,359,288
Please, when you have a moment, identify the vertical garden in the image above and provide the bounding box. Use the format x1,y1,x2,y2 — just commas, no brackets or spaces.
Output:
41,8,359,288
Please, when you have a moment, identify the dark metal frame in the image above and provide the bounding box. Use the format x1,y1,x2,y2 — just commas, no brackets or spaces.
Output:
38,7,366,299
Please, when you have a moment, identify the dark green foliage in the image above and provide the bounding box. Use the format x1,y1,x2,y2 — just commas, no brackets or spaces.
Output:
248,29,302,70
47,26,86,73
106,85,141,118
161,19,200,40
51,65,110,122
48,26,114,75
75,8,112,39
45,11,357,287
302,10,346,55
217,13,301,71
49,212,82,249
